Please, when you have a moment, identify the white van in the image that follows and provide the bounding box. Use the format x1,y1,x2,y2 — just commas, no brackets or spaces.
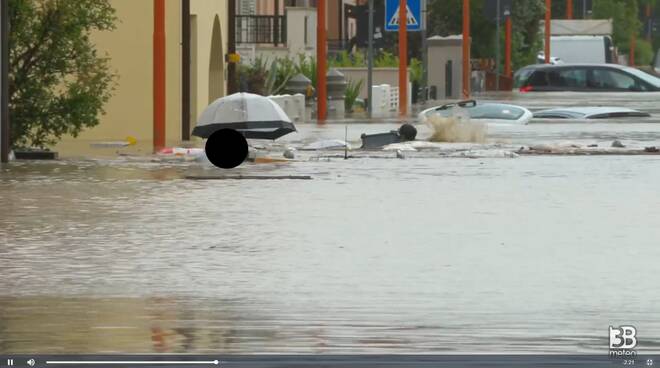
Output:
543,35,615,64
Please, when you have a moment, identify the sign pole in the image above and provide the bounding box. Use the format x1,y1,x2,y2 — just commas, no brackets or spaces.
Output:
398,0,407,117
421,0,428,103
462,0,470,99
367,0,374,118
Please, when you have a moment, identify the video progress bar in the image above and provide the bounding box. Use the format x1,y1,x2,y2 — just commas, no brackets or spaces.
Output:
46,361,219,366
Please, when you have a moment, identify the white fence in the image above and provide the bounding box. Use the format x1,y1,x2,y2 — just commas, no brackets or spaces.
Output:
371,84,412,118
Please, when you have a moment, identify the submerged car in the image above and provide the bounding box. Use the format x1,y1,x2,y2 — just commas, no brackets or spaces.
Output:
533,107,651,119
419,100,533,125
514,64,660,92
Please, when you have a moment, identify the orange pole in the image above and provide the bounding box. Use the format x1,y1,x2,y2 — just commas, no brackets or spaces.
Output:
504,16,512,77
398,0,408,116
545,0,551,64
630,34,636,67
462,0,470,99
566,0,573,19
316,0,327,122
153,0,166,151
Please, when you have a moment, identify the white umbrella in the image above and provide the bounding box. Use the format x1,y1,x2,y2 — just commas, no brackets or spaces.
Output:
192,93,297,140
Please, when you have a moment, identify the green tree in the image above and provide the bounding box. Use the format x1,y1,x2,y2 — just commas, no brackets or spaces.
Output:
428,0,544,71
427,0,494,58
9,0,118,148
592,0,657,64
510,0,546,70
592,0,641,52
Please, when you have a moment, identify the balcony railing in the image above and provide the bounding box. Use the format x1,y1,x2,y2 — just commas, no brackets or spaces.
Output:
236,15,287,46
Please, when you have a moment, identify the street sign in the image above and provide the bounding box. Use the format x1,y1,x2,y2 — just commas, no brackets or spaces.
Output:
384,0,421,32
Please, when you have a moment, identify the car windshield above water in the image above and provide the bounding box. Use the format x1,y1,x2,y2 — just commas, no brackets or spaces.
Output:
623,66,660,89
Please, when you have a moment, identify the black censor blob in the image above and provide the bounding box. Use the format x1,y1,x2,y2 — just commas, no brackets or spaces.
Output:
204,128,248,169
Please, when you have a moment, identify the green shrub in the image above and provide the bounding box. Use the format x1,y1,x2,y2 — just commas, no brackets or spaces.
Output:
344,79,364,112
409,58,423,85
374,51,399,67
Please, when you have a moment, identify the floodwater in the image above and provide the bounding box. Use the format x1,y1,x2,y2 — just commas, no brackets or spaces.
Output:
2,92,660,354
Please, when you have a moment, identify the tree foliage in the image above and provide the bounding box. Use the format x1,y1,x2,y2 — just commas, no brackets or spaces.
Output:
592,0,641,48
592,0,656,65
427,0,545,70
510,0,546,70
427,0,494,58
9,0,118,148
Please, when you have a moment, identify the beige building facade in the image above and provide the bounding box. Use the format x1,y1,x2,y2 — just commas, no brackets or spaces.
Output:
60,0,228,147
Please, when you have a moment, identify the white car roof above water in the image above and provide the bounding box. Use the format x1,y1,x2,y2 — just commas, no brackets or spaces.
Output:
533,106,651,119
420,101,533,124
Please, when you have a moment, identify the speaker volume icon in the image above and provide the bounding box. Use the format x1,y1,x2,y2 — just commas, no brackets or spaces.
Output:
27,359,36,367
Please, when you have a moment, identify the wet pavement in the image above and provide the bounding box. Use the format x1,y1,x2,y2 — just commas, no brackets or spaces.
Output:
1,92,660,354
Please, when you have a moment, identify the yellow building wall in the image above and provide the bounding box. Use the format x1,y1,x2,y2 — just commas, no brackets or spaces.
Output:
190,0,228,128
57,0,227,149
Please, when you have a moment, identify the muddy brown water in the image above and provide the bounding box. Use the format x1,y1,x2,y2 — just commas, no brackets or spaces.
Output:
1,92,660,354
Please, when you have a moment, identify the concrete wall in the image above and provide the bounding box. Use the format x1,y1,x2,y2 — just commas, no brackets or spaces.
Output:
427,35,464,99
286,7,317,55
57,0,228,147
335,67,411,99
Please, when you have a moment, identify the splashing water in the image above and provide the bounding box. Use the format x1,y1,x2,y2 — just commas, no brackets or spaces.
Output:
425,110,487,143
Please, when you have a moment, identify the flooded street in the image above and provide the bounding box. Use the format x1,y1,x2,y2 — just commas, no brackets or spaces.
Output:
2,92,660,354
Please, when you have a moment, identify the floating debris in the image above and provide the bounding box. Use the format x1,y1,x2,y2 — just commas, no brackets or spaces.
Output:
90,136,137,148
301,140,351,151
283,148,296,159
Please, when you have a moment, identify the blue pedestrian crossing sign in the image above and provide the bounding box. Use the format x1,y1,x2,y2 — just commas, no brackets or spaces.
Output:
384,0,422,32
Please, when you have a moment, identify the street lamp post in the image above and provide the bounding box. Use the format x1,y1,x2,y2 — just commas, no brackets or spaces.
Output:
398,0,408,117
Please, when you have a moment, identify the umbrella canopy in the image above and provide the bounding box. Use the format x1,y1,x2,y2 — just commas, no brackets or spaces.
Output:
192,93,297,140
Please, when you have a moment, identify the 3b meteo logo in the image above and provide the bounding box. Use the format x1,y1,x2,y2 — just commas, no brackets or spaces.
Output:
609,325,638,358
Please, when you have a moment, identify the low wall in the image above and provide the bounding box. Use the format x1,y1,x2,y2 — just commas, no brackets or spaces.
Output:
335,67,411,100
